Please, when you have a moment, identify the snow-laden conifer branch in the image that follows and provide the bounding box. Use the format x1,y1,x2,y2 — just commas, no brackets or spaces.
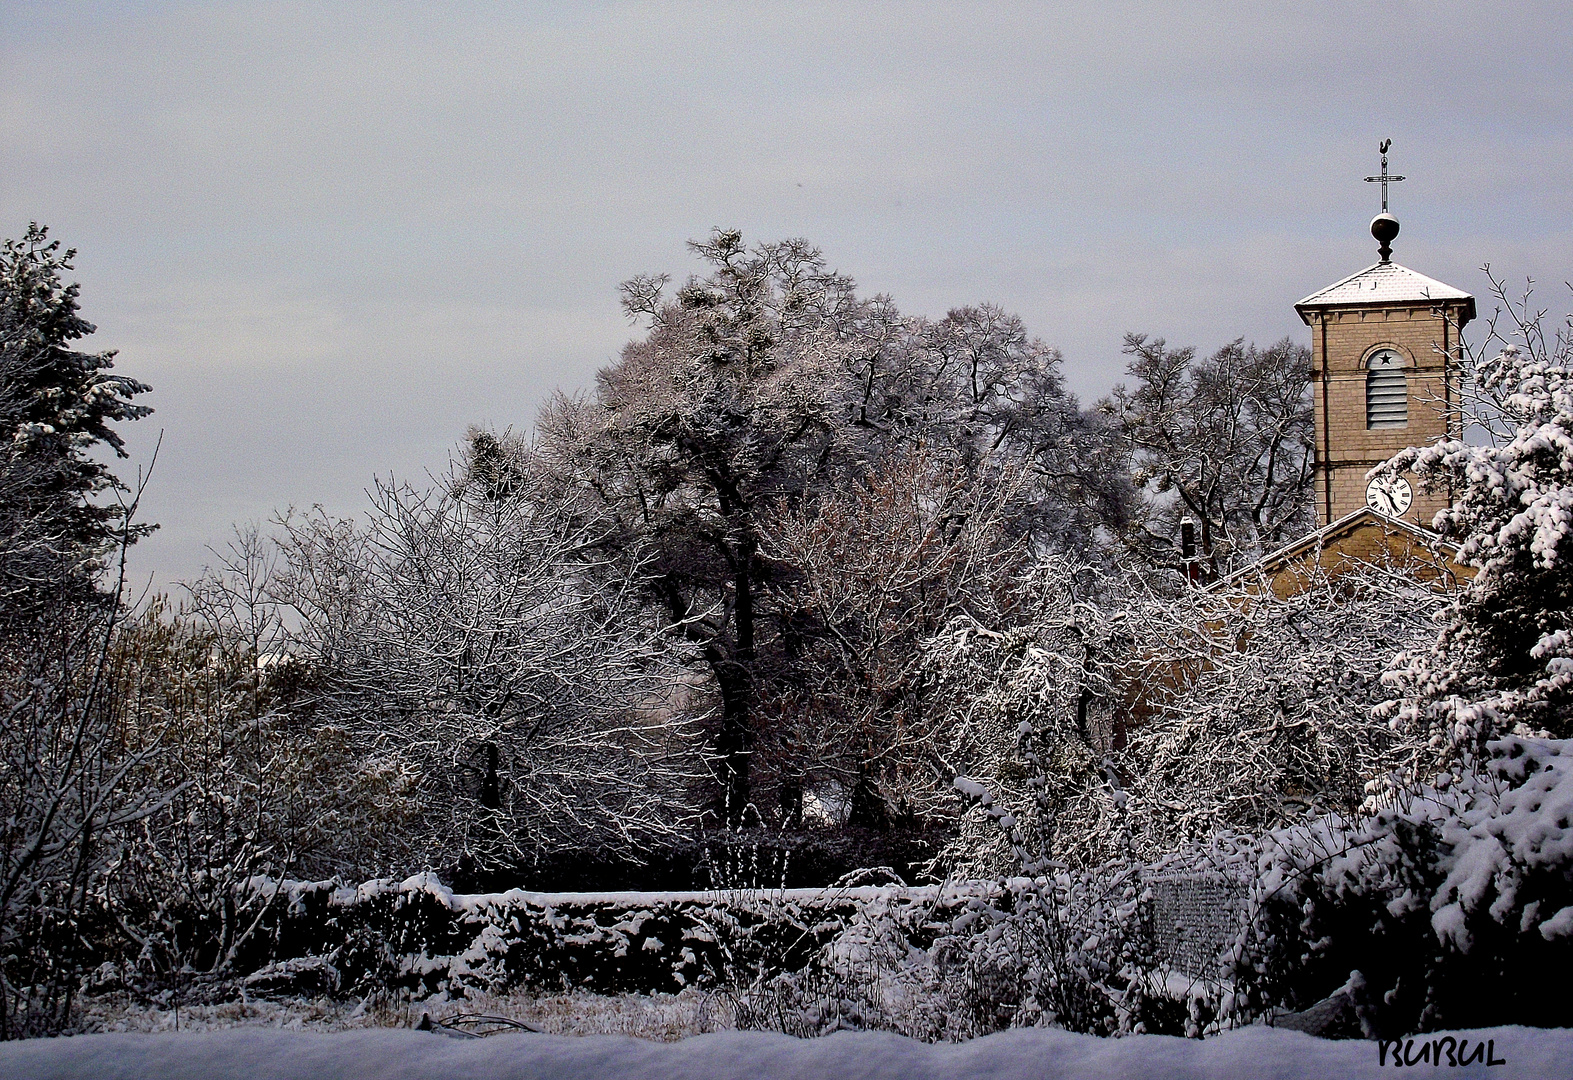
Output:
1376,274,1573,754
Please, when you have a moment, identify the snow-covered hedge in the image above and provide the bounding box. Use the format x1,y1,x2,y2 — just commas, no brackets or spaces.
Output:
208,877,983,1002
1239,736,1573,1034
112,865,1255,1040
82,739,1570,1043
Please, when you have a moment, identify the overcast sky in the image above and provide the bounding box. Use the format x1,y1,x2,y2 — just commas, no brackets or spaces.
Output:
3,2,1569,591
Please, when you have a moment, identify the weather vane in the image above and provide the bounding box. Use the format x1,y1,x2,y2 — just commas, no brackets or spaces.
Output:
1364,138,1405,212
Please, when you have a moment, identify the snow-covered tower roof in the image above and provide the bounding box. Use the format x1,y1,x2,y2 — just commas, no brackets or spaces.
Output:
1295,260,1475,326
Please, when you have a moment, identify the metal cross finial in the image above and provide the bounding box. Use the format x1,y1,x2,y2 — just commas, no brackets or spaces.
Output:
1364,138,1406,212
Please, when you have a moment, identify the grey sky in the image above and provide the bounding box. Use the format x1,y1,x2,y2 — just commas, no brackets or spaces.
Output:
2,2,1569,591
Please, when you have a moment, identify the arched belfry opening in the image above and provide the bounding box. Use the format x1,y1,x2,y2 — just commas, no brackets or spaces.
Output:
1365,348,1409,429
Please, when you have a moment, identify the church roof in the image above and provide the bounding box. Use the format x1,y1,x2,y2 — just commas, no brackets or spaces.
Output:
1295,261,1475,326
1216,507,1473,600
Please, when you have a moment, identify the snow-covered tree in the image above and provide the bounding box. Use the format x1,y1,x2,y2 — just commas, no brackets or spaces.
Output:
538,231,1124,826
0,224,151,626
0,498,183,1037
0,589,145,1037
1377,272,1573,752
277,444,700,875
759,446,1031,829
1106,334,1314,573
0,226,160,1037
536,232,864,824
905,305,1133,552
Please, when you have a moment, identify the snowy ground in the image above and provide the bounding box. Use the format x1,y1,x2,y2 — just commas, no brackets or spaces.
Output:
4,1024,1568,1080
34,990,1573,1078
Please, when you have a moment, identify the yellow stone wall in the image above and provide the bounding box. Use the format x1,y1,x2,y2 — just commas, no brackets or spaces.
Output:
1306,303,1467,528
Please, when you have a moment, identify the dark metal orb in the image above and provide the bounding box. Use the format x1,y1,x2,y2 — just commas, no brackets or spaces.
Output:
1371,213,1400,261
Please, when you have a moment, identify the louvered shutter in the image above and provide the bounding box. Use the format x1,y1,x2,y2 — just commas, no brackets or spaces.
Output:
1366,350,1408,429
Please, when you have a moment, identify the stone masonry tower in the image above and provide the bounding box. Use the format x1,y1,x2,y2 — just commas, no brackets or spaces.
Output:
1294,178,1474,529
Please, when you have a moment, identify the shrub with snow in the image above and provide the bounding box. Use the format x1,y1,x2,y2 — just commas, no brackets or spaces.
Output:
1240,736,1573,1034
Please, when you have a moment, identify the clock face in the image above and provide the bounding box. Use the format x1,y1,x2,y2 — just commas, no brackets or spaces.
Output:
1366,475,1413,516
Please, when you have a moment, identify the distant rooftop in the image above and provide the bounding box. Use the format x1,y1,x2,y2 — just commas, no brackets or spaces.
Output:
1295,261,1475,325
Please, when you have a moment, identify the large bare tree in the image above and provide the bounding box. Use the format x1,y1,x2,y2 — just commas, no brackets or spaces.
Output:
1107,334,1314,573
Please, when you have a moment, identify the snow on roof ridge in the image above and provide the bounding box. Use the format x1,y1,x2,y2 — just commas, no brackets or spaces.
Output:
1295,261,1387,306
1212,506,1461,591
1295,260,1474,315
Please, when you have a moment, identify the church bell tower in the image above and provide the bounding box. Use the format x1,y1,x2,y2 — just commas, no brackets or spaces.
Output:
1293,143,1475,529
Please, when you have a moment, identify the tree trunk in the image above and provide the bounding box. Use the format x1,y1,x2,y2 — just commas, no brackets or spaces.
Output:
480,742,501,810
714,550,756,826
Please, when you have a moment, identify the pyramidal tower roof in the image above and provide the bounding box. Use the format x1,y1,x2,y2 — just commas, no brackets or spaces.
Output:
1296,150,1475,327
1295,260,1475,326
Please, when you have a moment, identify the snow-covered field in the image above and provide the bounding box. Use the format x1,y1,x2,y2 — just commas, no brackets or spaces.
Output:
3,1024,1567,1080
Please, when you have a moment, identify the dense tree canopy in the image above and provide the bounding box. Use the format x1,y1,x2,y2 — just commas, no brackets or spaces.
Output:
536,231,1125,826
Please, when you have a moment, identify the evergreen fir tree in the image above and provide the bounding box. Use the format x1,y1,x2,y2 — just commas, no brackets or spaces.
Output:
0,224,151,623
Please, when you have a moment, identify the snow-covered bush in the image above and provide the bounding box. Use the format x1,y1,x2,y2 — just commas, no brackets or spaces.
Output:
921,553,1438,872
938,768,1261,1038
1238,736,1573,1034
915,739,1573,1040
1122,562,1440,854
919,557,1128,876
